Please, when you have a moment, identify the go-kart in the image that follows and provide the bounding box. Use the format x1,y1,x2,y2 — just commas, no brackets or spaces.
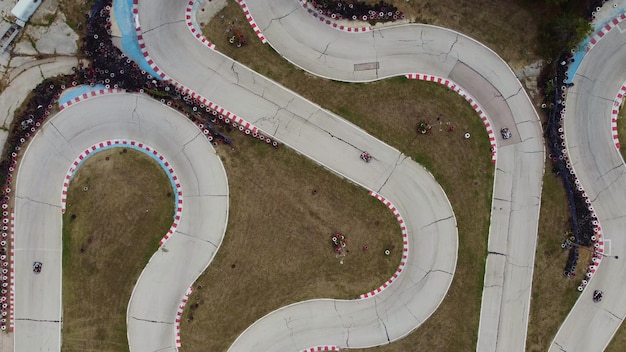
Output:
501,127,512,139
33,261,42,274
593,289,603,303
360,151,372,163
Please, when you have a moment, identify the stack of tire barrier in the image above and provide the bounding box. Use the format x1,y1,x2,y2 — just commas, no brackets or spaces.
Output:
544,0,611,290
80,0,280,149
0,209,11,331
546,53,603,289
308,0,404,22
0,0,284,331
587,0,611,21
0,74,72,331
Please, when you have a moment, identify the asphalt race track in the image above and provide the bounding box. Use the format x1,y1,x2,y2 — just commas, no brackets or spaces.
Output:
13,93,228,351
134,0,544,351
10,0,549,351
549,22,626,352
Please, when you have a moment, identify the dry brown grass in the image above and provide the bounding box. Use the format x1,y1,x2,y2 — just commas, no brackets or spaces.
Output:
61,148,174,352
181,133,403,350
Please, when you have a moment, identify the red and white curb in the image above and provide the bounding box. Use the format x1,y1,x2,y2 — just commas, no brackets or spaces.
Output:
587,13,626,52
300,346,342,352
1,89,59,332
8,210,14,332
175,286,193,349
358,191,409,299
60,140,183,246
132,0,169,80
297,0,372,33
406,73,497,162
235,0,267,43
611,83,626,150
170,81,263,134
185,0,216,50
59,88,125,111
132,0,274,145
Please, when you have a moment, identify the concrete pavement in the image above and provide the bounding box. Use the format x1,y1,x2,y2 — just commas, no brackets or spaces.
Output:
550,19,626,352
13,92,228,351
244,3,545,351
136,0,544,350
0,57,79,153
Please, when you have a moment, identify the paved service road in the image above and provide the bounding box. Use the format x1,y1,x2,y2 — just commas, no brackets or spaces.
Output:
550,24,626,352
13,93,228,351
137,0,544,350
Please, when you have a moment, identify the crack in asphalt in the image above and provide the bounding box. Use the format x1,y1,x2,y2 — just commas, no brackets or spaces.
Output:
503,86,522,101
317,41,333,61
440,33,458,60
372,298,391,343
142,19,184,35
16,318,60,323
231,62,240,85
377,153,406,193
176,230,218,248
15,195,60,209
591,164,625,202
417,30,431,49
49,121,73,152
419,215,454,230
553,341,568,351
582,86,614,103
130,316,173,324
264,7,299,32
602,308,623,321
505,257,533,270
182,132,202,149
488,251,507,256
185,193,228,198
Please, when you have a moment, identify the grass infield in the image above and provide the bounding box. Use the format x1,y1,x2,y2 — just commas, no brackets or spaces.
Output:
61,148,174,351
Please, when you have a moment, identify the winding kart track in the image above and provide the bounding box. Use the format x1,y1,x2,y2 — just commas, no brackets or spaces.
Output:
550,20,626,352
13,0,547,351
13,93,228,351
138,0,543,350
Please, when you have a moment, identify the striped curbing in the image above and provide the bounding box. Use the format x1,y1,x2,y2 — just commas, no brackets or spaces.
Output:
611,83,626,150
175,286,194,349
59,88,126,111
359,191,409,299
132,0,276,146
235,0,267,43
587,13,626,52
60,140,183,247
300,346,342,352
185,1,217,50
